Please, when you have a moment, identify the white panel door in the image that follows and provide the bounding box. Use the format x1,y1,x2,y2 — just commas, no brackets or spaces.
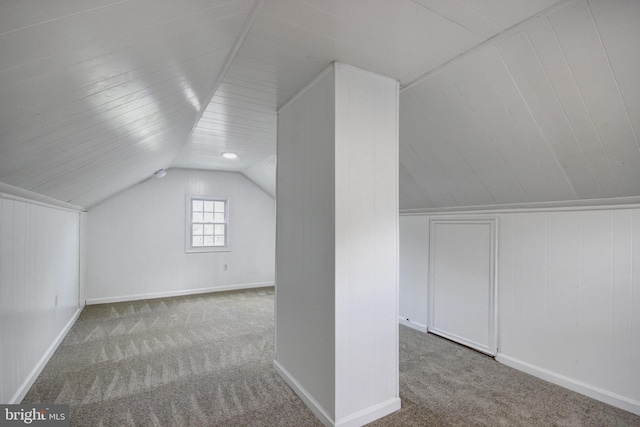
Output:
429,218,497,355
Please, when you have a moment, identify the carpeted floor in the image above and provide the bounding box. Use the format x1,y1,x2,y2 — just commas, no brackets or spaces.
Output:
23,287,640,426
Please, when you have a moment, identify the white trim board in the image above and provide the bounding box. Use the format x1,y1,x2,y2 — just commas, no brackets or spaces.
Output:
0,182,85,212
400,0,580,92
273,361,334,427
496,354,640,416
86,282,275,305
277,63,334,113
273,361,401,427
398,317,428,333
10,308,83,404
335,397,401,427
182,0,267,138
428,218,498,356
400,197,640,216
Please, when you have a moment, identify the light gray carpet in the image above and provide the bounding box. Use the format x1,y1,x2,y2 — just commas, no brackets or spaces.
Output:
23,287,640,426
375,327,640,427
23,288,319,426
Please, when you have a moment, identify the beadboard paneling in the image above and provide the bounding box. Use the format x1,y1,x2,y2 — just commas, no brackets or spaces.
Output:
333,63,399,423
0,196,81,403
399,206,640,415
0,0,255,208
242,154,276,198
399,215,429,331
400,0,640,210
86,169,275,302
276,63,400,425
173,56,279,172
2,0,592,211
499,208,640,414
185,0,564,198
276,66,337,419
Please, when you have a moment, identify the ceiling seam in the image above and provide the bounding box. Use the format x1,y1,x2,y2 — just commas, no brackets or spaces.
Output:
0,4,247,78
525,18,604,199
585,0,640,155
409,0,494,40
0,0,128,37
170,0,268,168
548,5,623,197
400,0,581,93
492,43,579,201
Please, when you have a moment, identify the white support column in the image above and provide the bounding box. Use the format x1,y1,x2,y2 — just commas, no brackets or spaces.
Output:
275,63,400,427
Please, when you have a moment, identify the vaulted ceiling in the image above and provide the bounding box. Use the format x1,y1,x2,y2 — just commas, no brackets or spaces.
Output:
400,0,640,210
1,0,638,210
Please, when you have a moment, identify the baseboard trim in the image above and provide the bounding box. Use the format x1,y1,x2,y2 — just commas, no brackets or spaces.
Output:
430,327,496,356
398,317,428,333
10,307,83,404
335,397,401,427
273,360,334,427
85,282,275,305
496,353,640,416
273,360,401,427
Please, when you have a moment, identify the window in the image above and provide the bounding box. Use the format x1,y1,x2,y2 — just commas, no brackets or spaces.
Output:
186,196,229,252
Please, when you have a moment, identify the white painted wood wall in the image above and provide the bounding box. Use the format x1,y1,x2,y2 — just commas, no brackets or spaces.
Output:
399,207,640,415
399,216,429,332
87,169,275,303
428,219,497,356
0,194,82,404
276,65,337,420
334,64,400,425
276,63,400,426
399,0,640,211
242,154,276,198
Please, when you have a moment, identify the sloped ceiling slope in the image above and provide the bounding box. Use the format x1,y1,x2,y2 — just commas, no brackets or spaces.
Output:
174,0,563,187
4,0,636,211
172,56,279,172
400,0,640,211
242,154,276,197
0,0,255,208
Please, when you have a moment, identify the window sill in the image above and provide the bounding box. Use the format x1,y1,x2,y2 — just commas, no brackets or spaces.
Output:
185,247,231,254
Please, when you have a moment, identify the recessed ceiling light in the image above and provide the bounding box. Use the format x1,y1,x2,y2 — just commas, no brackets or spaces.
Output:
154,169,167,179
222,152,238,159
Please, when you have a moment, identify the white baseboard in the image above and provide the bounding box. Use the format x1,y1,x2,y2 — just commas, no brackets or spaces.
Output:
496,353,640,416
398,317,428,333
273,360,334,426
85,282,275,305
273,360,401,427
10,307,83,404
335,397,401,427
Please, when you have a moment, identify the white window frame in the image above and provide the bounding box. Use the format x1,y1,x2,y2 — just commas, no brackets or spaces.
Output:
185,194,230,253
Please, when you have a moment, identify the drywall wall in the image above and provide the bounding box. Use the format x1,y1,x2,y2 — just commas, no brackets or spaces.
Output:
0,195,81,403
86,169,275,303
398,207,640,415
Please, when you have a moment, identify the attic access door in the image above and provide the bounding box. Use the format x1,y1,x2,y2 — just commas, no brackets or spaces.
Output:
428,218,497,356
